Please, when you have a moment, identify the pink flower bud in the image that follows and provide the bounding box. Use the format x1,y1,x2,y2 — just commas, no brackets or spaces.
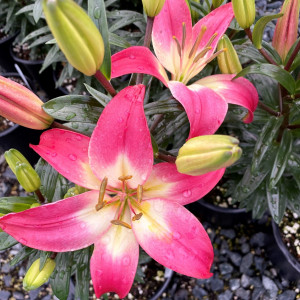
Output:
0,76,53,130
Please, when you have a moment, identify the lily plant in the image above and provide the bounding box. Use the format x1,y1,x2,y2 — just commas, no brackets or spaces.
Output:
0,85,225,298
111,0,258,139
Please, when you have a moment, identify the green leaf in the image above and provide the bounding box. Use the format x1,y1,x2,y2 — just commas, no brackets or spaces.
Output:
151,134,159,156
88,0,111,79
39,251,51,271
35,159,71,203
268,130,293,189
10,247,37,266
64,122,96,136
251,116,284,172
33,0,43,23
252,14,283,49
251,186,268,219
0,197,38,213
84,83,111,106
287,152,300,189
50,252,74,300
109,32,131,48
144,99,182,116
266,183,286,224
282,178,300,215
43,95,103,123
235,64,296,95
21,26,50,44
0,232,18,250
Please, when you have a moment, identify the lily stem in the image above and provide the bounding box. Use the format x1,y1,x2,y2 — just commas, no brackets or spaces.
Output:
288,124,300,129
244,28,278,66
94,70,117,97
35,189,45,204
155,152,176,163
51,121,89,136
150,114,164,133
136,16,154,85
258,101,280,117
284,39,300,71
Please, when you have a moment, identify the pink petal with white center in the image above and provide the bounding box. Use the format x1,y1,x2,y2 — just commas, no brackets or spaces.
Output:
91,208,139,298
30,129,100,190
89,85,153,189
152,0,193,75
192,3,234,57
195,74,258,123
111,46,169,86
143,163,225,205
168,81,228,139
132,199,213,278
0,191,118,252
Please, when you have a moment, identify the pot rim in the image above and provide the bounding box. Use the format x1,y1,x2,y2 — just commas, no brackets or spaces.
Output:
10,45,45,65
0,31,19,44
197,198,247,214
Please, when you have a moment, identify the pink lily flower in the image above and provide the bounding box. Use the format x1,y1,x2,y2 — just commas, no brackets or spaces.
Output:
0,85,225,298
111,0,258,139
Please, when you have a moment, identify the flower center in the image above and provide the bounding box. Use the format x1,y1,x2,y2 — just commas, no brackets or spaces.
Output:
95,175,144,229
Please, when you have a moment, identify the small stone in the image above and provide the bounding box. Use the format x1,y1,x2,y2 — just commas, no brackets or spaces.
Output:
250,232,266,247
4,275,11,287
29,288,41,300
228,252,242,267
13,291,24,300
235,287,250,300
252,288,265,300
41,296,52,300
220,229,236,239
277,290,296,300
240,253,253,274
218,290,233,300
241,274,251,288
219,263,234,275
254,256,266,272
174,289,188,300
210,278,224,291
1,263,10,273
0,291,11,300
241,243,250,253
18,266,26,277
220,240,229,254
229,278,240,291
250,277,263,288
192,286,208,298
262,276,278,299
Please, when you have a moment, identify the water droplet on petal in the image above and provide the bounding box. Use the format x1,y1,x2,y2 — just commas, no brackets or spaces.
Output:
68,154,77,161
173,231,181,240
80,223,86,229
122,256,131,266
51,152,57,157
118,117,124,123
19,238,27,244
183,189,192,198
129,54,136,60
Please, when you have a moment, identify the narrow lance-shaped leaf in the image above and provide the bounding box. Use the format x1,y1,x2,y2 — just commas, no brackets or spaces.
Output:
282,177,300,215
268,129,293,189
0,232,18,250
0,197,38,213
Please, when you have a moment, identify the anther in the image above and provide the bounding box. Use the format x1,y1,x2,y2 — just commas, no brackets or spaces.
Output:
95,177,108,211
137,185,143,203
118,175,133,181
173,36,182,57
189,25,207,59
194,47,212,62
181,23,186,51
205,32,218,48
111,220,132,229
205,48,227,64
132,213,143,221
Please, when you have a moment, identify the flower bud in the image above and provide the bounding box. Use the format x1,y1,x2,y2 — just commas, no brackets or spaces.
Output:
43,0,104,76
0,76,53,130
272,0,300,61
176,135,242,176
212,0,225,9
64,185,87,198
217,34,242,74
23,258,56,291
5,149,41,192
142,0,166,17
232,0,256,29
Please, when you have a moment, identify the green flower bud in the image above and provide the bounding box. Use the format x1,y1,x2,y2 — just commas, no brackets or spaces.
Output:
217,34,242,74
176,135,242,176
5,149,41,193
212,0,225,9
64,185,87,198
43,0,104,76
30,203,41,208
232,0,256,29
142,0,166,17
23,258,56,291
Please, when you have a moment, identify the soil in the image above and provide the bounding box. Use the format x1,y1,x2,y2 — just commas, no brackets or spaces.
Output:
12,43,46,61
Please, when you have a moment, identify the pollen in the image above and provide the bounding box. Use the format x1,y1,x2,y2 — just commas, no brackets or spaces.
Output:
111,219,132,229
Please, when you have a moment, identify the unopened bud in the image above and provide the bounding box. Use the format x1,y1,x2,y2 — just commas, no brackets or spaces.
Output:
0,76,53,130
212,0,225,9
64,185,87,198
217,34,242,74
23,258,56,291
5,149,41,192
142,0,166,17
43,0,104,76
272,0,300,61
232,0,256,29
176,135,242,176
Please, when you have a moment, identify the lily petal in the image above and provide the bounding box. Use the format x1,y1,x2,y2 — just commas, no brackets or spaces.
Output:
195,74,258,123
143,163,225,205
89,85,153,188
30,129,101,190
152,0,193,75
111,46,169,86
91,208,139,299
168,81,228,138
0,191,118,252
132,199,213,278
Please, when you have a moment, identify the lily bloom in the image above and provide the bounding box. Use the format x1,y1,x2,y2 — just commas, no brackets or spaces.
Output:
111,0,258,139
0,85,225,298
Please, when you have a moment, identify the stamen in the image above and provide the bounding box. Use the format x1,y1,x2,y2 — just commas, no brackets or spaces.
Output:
173,36,182,57
205,33,218,48
205,48,227,64
137,185,143,203
189,25,207,59
181,23,186,51
111,220,132,229
132,213,143,221
95,177,108,211
194,46,212,62
118,175,133,181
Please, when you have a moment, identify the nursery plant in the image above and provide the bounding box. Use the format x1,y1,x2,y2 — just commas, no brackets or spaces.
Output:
0,0,299,299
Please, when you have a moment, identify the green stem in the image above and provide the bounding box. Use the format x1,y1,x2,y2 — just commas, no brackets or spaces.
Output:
50,121,89,136
94,70,117,97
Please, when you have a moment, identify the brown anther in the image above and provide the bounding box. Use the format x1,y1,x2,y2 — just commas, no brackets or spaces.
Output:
118,175,133,181
205,48,226,64
96,177,108,211
137,185,143,203
95,202,106,211
189,25,207,59
173,36,182,57
181,23,186,51
194,47,212,62
132,213,143,221
205,33,218,48
111,220,132,229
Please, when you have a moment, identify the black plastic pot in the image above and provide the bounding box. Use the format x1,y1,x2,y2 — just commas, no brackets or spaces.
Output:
266,221,300,282
150,268,173,300
187,199,251,227
0,32,19,72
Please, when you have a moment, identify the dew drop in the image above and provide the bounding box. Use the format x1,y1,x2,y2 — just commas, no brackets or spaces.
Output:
183,189,192,198
1,224,6,230
94,7,101,19
173,231,181,240
75,135,82,141
19,238,27,245
118,117,124,123
80,223,86,229
137,66,144,71
66,113,76,120
129,54,136,60
122,256,131,266
68,154,77,161
51,152,57,157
